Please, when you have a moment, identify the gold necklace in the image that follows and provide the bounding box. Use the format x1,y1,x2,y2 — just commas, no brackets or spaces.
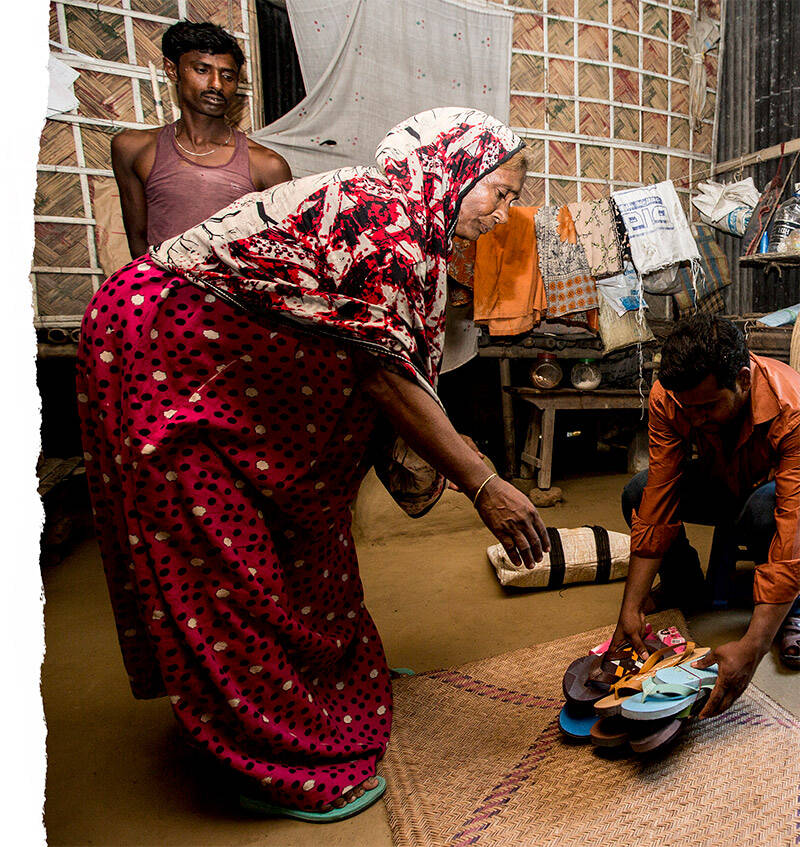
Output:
174,122,233,157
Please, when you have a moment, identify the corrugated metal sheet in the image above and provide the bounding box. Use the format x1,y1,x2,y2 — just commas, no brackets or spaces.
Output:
716,0,800,315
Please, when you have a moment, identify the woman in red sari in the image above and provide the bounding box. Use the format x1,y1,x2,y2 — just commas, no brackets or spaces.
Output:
76,108,548,820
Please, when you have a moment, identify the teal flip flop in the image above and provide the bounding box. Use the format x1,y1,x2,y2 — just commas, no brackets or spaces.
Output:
390,667,415,677
620,675,715,721
239,776,386,823
653,661,718,689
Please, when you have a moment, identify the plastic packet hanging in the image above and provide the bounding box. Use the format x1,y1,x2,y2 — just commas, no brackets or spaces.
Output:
691,177,761,237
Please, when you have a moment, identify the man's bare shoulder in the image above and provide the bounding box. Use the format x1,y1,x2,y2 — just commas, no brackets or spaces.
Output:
247,138,293,187
111,126,161,160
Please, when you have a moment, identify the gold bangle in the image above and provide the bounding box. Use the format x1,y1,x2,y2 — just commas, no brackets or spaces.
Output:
472,472,498,507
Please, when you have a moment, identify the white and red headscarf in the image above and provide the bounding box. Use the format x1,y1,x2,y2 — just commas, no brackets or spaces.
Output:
151,108,523,394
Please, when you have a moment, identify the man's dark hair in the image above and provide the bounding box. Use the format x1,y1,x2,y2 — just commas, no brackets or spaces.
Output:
162,21,245,70
659,314,749,392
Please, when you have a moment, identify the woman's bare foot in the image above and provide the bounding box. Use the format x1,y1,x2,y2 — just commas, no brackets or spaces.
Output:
324,776,380,810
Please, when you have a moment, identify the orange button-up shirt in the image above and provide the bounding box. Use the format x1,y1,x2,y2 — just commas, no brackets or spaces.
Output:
632,354,800,604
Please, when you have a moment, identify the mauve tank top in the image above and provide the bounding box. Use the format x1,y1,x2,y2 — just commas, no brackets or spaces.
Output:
145,122,257,246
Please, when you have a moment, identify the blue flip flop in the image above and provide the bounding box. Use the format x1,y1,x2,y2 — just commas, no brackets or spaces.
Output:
559,704,600,741
653,660,718,688
653,656,719,689
239,776,386,823
620,674,715,721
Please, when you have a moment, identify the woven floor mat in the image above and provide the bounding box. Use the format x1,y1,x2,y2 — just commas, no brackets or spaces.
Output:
379,610,800,847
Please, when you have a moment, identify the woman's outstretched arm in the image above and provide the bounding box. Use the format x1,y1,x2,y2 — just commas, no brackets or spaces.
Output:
356,353,550,567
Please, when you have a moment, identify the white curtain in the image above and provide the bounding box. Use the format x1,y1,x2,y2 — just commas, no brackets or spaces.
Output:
286,0,352,92
251,0,514,177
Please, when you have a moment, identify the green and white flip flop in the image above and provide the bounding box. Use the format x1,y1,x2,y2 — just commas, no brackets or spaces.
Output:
390,667,415,677
239,776,387,823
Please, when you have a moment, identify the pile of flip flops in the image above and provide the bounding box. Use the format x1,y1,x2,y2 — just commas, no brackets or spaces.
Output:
560,626,718,753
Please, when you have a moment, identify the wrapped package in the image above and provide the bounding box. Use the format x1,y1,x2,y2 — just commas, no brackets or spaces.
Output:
488,525,630,589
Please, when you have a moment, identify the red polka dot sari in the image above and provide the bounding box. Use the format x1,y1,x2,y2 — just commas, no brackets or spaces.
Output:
77,109,523,809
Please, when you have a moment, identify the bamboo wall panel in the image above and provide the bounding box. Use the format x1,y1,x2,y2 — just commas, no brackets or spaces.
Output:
34,0,258,327
34,225,91,269
36,273,95,318
499,0,720,219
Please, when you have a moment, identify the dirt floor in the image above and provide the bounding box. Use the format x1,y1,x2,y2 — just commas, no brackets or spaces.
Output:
42,469,800,847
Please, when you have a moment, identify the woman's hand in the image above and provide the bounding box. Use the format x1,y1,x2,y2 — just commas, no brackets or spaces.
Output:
448,435,485,491
474,475,550,568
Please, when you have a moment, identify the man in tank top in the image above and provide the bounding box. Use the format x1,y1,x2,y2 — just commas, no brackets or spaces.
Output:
111,20,292,258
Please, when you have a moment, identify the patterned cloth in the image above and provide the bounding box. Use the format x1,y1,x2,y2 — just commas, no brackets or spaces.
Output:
534,206,599,321
77,262,389,810
673,223,732,317
77,109,522,811
611,197,633,264
566,199,624,279
447,236,477,306
152,108,523,398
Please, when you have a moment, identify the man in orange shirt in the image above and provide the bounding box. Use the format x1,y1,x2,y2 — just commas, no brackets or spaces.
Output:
612,315,800,718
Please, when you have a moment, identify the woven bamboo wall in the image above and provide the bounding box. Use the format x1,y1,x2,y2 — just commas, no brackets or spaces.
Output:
34,0,260,327
496,0,720,214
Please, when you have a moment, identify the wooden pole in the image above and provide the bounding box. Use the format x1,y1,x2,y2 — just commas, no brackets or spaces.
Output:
499,358,516,479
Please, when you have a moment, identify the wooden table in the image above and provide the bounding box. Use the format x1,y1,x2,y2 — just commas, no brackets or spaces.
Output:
504,387,649,489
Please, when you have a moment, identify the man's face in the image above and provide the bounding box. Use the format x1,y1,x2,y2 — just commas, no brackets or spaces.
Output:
165,51,240,117
674,368,751,430
454,168,524,240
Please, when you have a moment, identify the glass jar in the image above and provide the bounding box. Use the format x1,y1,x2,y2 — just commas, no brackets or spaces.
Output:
570,358,602,390
529,353,563,389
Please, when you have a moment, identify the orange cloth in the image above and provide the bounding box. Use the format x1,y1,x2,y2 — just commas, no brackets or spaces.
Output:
632,355,800,604
473,206,546,335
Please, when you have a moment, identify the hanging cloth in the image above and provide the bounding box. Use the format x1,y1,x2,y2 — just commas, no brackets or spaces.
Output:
447,236,477,306
251,0,514,177
534,206,599,322
673,223,732,317
686,15,720,132
566,198,624,279
473,206,546,336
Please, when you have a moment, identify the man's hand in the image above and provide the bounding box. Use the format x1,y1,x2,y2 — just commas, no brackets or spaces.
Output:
692,639,764,718
610,602,650,659
608,555,663,660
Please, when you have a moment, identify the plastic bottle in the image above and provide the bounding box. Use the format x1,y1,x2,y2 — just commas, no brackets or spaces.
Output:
768,182,800,252
570,358,602,390
757,303,800,327
529,353,563,390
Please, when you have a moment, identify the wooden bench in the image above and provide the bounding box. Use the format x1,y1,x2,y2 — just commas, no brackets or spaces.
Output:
504,387,649,489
